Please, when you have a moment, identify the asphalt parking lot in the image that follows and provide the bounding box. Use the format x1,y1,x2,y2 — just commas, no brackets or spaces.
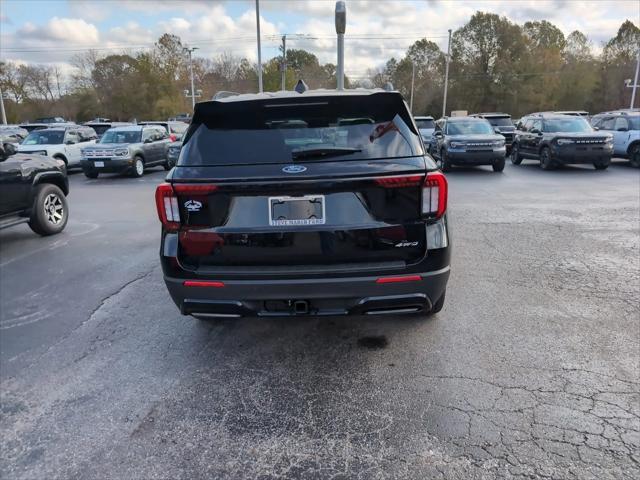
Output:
1,160,639,479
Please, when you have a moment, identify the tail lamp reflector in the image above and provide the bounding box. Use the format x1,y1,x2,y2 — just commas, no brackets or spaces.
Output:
183,280,225,288
422,172,447,219
376,275,422,284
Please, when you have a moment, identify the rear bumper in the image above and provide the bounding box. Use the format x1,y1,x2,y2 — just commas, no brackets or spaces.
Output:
447,149,505,165
163,267,450,317
81,158,134,173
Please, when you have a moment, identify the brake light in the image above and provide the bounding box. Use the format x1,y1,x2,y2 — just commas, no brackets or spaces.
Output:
374,175,423,188
169,133,177,142
183,280,225,288
155,183,180,231
376,275,422,284
422,172,447,219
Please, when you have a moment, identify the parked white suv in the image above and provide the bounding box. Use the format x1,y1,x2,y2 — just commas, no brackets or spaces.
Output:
591,110,640,167
18,126,98,169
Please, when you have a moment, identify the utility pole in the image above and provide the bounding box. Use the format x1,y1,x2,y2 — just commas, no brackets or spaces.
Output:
442,28,452,118
630,48,640,109
256,0,263,93
0,86,7,125
281,35,287,91
410,62,416,113
335,1,346,90
183,46,199,109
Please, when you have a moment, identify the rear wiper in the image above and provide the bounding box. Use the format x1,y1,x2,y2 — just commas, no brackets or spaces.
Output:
292,147,362,160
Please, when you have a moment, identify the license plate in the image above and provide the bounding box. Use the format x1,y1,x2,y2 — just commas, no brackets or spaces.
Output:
94,161,104,167
269,195,325,226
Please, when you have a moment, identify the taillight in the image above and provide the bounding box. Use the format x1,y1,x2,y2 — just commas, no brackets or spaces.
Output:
422,171,447,219
374,175,423,188
172,184,218,194
155,183,180,231
169,133,177,142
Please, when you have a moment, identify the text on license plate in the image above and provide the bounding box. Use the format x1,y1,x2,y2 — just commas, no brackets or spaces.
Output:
94,161,104,167
269,195,325,226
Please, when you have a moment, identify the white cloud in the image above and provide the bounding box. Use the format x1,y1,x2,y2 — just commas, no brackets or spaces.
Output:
17,16,99,44
0,1,634,83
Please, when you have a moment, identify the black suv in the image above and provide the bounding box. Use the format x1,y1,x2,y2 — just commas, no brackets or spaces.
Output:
0,143,69,235
430,116,506,172
157,89,451,319
471,113,515,154
512,114,613,170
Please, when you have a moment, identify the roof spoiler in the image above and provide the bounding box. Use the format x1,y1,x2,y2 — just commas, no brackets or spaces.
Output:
212,91,240,100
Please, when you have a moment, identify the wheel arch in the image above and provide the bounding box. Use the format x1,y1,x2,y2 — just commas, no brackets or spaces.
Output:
626,140,640,156
33,172,69,196
52,153,68,165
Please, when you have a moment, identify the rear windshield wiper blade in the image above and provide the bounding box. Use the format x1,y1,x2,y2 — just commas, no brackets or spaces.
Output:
292,147,362,160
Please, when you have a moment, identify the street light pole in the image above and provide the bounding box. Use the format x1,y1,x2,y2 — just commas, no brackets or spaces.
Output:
630,48,640,109
410,62,416,113
183,46,199,109
442,28,452,118
0,86,7,125
256,0,263,93
281,35,287,91
335,1,346,90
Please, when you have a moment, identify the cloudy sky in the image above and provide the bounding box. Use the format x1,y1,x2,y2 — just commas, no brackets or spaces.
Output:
1,0,638,79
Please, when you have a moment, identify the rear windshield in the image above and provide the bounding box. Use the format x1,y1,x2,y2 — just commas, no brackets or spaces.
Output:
544,118,592,133
22,130,64,145
179,93,422,166
415,119,435,129
446,120,493,135
100,130,141,144
486,117,513,127
169,123,188,134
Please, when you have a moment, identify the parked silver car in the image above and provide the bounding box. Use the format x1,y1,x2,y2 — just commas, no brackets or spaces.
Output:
80,125,170,178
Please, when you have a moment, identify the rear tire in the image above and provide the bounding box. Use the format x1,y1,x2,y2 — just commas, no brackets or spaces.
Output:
492,157,505,172
131,156,144,178
28,184,68,236
539,147,555,170
163,161,172,171
593,159,610,170
511,143,523,165
438,149,452,172
427,291,446,315
84,169,99,179
629,144,640,168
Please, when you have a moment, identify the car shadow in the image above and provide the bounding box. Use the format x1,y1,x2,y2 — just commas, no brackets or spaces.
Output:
514,160,609,174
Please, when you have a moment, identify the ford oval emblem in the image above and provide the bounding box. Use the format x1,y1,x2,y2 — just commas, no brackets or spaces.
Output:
282,165,307,174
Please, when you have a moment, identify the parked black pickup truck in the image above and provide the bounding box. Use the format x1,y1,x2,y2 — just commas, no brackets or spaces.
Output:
0,142,69,235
